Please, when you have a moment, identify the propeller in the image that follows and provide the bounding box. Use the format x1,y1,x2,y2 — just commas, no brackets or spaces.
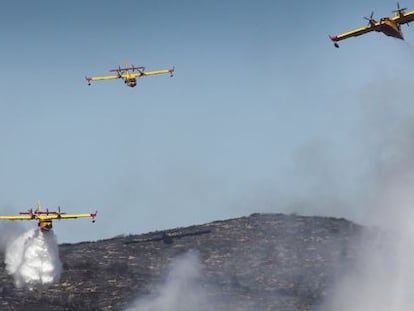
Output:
394,2,410,27
364,11,377,26
393,2,407,15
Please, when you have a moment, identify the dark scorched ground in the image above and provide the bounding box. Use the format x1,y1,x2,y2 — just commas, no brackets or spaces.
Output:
0,213,364,310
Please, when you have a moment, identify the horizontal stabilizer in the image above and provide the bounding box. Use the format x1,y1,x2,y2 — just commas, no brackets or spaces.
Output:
109,65,145,72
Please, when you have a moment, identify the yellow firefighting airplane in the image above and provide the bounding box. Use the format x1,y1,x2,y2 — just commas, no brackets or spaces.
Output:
0,202,97,232
85,63,175,87
330,3,414,48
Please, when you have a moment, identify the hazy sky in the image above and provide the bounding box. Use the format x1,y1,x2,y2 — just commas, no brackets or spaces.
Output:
1,0,414,243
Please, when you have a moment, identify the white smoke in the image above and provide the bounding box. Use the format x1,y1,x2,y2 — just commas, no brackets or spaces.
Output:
319,71,414,309
125,251,214,311
5,228,62,289
322,206,414,310
320,163,414,310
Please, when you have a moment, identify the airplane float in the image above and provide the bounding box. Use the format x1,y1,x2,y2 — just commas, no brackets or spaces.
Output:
0,202,97,232
330,3,414,47
85,63,175,87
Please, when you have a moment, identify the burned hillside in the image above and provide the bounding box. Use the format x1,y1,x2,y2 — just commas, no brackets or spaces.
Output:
0,213,364,311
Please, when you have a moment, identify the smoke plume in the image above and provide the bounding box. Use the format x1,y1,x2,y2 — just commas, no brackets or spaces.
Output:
320,163,414,310
318,70,414,309
125,251,216,311
5,228,62,289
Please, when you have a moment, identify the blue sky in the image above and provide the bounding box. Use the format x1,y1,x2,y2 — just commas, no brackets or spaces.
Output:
1,0,414,242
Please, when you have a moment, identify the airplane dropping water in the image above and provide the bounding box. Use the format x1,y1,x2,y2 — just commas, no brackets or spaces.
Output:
0,201,97,232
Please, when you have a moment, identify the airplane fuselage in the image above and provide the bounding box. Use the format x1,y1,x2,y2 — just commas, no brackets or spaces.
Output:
377,18,404,39
38,219,53,231
124,78,137,87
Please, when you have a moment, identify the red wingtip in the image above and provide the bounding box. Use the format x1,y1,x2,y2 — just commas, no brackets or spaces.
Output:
329,36,340,48
91,211,97,223
169,66,175,77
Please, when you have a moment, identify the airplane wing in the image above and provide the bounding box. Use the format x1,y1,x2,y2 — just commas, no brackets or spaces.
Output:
117,68,174,79
58,212,96,220
38,212,97,220
142,68,174,77
87,74,120,82
119,72,141,79
330,24,379,46
0,215,33,221
392,10,414,24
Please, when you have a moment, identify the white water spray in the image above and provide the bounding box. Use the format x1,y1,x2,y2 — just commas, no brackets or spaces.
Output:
5,228,62,289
